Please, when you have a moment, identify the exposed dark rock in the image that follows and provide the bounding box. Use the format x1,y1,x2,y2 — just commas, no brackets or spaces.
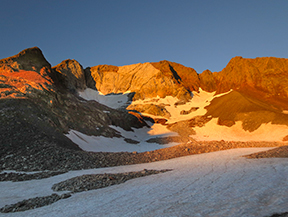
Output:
282,135,288,141
124,138,140,144
127,103,171,118
269,212,288,217
52,169,171,193
167,116,212,138
0,171,66,182
0,47,51,73
52,59,86,92
146,136,188,144
152,118,168,125
180,107,199,115
0,193,71,213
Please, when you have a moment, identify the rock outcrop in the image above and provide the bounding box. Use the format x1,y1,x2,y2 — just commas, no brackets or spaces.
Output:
213,57,288,109
0,47,51,73
52,59,86,92
0,47,54,99
151,60,200,93
199,69,216,92
127,103,171,118
86,61,194,102
0,47,149,159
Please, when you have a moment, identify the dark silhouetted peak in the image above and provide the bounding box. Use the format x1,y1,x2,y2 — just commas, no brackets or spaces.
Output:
52,59,86,92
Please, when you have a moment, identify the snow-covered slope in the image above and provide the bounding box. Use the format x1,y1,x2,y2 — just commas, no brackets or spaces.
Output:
66,125,179,153
79,88,131,109
1,148,287,217
73,88,288,153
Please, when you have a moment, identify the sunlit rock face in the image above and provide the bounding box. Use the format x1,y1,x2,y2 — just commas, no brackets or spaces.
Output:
213,56,288,108
199,69,216,92
85,61,196,102
0,47,55,99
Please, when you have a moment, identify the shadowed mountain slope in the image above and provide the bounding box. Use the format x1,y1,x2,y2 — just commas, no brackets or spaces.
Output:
205,90,288,132
0,48,148,155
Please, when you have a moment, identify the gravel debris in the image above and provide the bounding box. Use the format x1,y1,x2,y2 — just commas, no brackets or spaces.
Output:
52,169,171,193
0,171,66,182
0,193,71,213
1,139,286,173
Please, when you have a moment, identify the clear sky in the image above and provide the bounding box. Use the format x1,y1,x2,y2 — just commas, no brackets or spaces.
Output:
1,0,288,73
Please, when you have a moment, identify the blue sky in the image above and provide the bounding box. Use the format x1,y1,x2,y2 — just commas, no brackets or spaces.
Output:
1,0,288,73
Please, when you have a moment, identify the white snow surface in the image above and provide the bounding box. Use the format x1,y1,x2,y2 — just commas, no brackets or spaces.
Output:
78,88,131,109
66,125,179,153
73,88,288,152
1,148,288,217
191,118,288,142
130,88,221,124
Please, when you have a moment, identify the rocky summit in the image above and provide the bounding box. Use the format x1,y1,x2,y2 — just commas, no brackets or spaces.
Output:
1,47,288,172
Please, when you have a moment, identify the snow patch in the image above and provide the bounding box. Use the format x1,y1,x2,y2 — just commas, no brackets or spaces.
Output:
130,88,231,124
78,88,131,109
65,128,179,153
192,118,288,142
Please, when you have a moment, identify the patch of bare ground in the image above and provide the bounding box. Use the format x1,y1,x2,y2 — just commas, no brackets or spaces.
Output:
246,145,288,159
136,141,286,163
1,140,287,174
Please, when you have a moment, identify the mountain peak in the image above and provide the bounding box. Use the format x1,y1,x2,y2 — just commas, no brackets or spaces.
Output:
0,46,51,73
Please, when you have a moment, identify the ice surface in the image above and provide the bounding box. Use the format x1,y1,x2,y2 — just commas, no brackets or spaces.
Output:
1,148,288,217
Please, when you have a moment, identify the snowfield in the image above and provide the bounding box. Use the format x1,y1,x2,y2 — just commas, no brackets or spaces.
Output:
1,148,288,217
76,88,288,148
66,124,179,153
78,88,131,109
